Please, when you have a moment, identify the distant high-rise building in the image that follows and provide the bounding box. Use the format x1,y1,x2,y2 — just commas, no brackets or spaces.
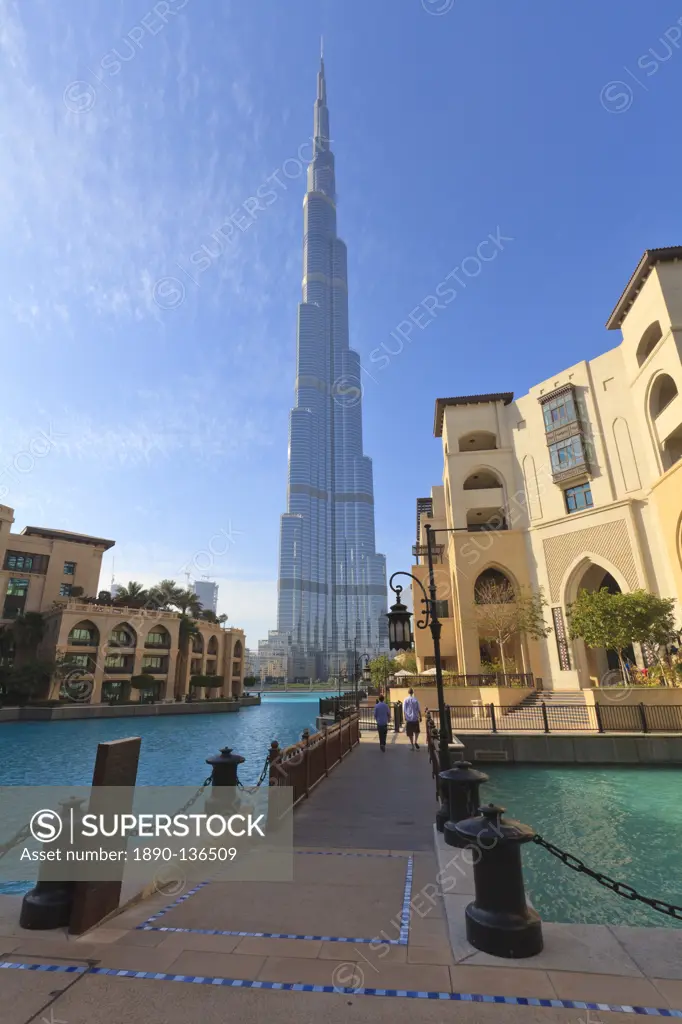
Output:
193,579,218,614
273,54,388,680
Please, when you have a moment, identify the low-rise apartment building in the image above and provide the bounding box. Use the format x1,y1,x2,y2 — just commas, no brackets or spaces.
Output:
0,505,246,701
414,246,682,689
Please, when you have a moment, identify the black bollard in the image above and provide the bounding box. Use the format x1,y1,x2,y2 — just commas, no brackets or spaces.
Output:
206,746,245,788
20,797,85,931
455,803,542,959
440,762,489,848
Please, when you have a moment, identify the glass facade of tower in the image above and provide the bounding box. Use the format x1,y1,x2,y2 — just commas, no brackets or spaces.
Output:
275,57,388,680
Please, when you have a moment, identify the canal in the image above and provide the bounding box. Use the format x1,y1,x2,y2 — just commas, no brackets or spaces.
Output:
0,694,327,788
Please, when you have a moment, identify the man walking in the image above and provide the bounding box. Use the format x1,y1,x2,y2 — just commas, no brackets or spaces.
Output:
403,687,422,750
374,694,391,752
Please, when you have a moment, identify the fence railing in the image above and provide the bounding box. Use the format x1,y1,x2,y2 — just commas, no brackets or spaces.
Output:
428,703,682,734
396,673,535,688
319,692,367,716
268,713,360,806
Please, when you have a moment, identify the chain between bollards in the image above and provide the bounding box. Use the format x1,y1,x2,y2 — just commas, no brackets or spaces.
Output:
533,834,682,920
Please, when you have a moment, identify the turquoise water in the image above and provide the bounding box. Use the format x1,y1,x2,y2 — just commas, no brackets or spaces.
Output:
0,694,326,788
0,694,326,894
484,765,682,928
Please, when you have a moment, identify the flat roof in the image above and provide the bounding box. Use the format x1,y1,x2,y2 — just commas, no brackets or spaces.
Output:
606,246,682,329
21,526,115,550
434,393,514,437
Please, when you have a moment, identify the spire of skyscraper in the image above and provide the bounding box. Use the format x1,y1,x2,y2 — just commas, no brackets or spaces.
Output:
270,54,388,681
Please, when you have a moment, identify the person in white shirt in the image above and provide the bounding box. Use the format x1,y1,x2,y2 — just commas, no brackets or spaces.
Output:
403,688,422,750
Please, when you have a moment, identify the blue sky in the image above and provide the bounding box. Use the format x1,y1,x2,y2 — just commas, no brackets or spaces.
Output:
2,0,682,645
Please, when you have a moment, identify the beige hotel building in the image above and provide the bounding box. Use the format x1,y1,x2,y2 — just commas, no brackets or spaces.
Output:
413,247,682,689
0,505,245,702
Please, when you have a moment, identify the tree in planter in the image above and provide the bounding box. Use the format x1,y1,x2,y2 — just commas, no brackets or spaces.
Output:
393,651,418,675
130,673,159,702
627,591,677,685
11,612,46,667
190,674,224,699
0,660,55,704
569,588,678,685
568,588,633,683
472,579,551,679
368,654,396,689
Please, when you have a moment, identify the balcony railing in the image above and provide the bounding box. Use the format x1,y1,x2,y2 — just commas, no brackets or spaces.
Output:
412,543,444,563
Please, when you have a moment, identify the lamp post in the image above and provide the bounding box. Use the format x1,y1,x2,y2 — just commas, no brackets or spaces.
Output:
386,523,454,815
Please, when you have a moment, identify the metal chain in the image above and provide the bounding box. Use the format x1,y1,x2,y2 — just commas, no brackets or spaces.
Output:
254,753,271,787
534,834,682,920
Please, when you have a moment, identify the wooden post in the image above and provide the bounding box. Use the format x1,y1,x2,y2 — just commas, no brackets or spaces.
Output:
323,726,329,776
68,737,141,935
302,730,310,797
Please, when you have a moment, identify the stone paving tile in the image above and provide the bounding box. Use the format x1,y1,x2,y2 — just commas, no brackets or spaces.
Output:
610,925,682,980
317,941,407,963
466,923,644,977
46,973,651,1024
156,932,242,954
449,965,558,999
291,852,408,887
94,945,181,973
157,880,402,937
406,916,451,947
0,966,82,1024
407,944,454,965
83,927,130,945
547,969,665,1007
113,928,169,947
9,938,101,961
652,977,682,1009
166,949,266,980
232,936,323,958
257,953,453,992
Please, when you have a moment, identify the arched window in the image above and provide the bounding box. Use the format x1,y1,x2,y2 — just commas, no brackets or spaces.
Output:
192,633,204,653
68,620,100,646
636,321,663,367
463,468,502,490
207,635,218,655
108,623,137,648
233,639,243,659
145,625,171,649
474,568,515,604
458,431,497,452
649,374,678,419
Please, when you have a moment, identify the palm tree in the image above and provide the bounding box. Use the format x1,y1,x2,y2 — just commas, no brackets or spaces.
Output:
149,579,182,610
172,588,203,618
114,581,149,603
174,615,200,699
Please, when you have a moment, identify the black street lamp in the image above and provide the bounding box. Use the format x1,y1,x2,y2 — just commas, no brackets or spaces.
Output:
386,523,456,822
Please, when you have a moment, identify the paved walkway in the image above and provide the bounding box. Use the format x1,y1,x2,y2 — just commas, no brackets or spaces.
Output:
0,733,680,1022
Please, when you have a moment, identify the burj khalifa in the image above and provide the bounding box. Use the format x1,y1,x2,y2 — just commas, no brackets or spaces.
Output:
273,53,388,681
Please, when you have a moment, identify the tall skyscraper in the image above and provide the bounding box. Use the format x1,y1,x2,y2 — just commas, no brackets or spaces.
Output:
273,53,388,681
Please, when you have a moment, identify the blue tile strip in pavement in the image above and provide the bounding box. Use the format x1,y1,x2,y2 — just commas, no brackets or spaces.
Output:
137,853,414,946
2,961,679,1016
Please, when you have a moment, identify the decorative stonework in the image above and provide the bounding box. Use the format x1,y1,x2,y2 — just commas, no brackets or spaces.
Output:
543,519,639,602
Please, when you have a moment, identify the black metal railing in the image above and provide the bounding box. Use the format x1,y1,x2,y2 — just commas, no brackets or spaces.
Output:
428,703,682,735
400,673,535,688
319,691,367,717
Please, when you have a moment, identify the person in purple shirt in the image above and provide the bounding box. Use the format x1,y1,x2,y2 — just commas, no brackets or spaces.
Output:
374,694,391,752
